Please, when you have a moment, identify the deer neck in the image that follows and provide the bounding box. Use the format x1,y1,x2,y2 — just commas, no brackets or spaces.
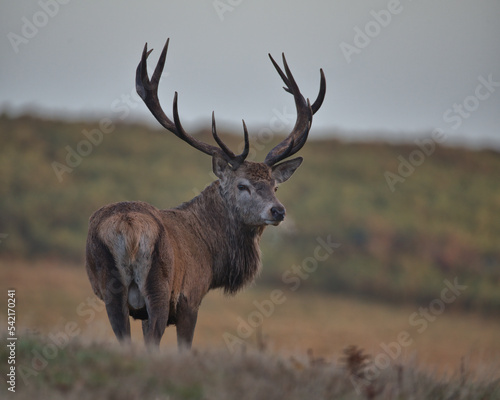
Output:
178,180,264,294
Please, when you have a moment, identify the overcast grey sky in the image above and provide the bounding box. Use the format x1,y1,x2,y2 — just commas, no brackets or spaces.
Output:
1,1,499,148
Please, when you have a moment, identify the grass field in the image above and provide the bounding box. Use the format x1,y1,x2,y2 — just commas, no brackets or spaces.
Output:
2,114,500,397
3,335,500,400
2,258,499,390
2,114,500,315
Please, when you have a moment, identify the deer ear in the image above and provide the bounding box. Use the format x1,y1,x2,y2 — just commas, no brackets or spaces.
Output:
271,157,303,184
212,155,231,179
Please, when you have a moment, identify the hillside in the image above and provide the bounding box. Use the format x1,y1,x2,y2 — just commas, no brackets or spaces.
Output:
1,114,500,312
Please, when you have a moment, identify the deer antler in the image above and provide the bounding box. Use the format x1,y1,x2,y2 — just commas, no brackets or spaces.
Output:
264,54,326,166
136,38,249,168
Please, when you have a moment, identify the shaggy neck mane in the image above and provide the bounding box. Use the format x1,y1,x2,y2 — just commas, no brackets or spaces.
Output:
176,181,264,294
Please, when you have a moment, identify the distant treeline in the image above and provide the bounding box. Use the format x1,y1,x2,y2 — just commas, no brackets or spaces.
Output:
1,114,500,313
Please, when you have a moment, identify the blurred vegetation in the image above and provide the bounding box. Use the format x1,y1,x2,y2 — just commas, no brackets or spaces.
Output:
1,114,500,313
4,334,499,400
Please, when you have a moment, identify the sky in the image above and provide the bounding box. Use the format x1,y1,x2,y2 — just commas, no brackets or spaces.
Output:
1,0,499,148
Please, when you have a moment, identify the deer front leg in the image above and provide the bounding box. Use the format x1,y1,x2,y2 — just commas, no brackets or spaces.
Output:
176,295,198,351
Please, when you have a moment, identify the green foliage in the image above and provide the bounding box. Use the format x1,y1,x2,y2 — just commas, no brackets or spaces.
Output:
1,114,500,312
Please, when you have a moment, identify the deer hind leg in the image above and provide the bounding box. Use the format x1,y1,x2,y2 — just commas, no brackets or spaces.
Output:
141,266,170,348
104,268,131,343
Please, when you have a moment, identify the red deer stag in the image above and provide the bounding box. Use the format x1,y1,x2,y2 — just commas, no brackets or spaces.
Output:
86,39,325,349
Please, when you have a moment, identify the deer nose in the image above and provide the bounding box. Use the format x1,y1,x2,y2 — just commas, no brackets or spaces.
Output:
271,206,286,221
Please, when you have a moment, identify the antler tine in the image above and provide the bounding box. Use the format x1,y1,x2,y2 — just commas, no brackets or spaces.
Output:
281,53,306,106
270,53,326,115
211,113,250,168
136,38,248,166
151,38,169,87
264,53,325,166
172,92,215,156
136,43,151,92
268,53,292,95
236,120,250,164
211,111,236,158
136,40,177,133
311,68,326,114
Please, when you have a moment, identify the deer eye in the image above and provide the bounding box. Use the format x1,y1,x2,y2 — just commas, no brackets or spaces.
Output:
274,187,278,192
237,184,249,192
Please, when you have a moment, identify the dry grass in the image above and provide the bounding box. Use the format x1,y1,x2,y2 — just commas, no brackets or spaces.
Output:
1,258,500,388
3,335,500,400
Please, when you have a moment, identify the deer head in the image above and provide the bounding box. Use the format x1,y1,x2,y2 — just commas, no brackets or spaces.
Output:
136,39,325,228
